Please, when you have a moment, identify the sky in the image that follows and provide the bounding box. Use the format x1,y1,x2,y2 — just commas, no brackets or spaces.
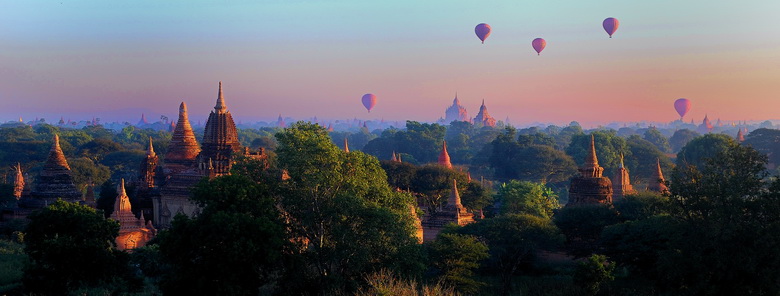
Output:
1,0,780,126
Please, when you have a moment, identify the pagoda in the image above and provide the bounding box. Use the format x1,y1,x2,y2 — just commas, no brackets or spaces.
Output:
421,179,475,242
611,153,634,202
438,141,452,169
111,179,156,251
473,100,497,127
736,128,745,142
12,163,24,200
26,135,82,205
444,93,469,123
697,114,714,134
199,81,242,176
567,135,613,205
164,102,201,174
647,158,669,194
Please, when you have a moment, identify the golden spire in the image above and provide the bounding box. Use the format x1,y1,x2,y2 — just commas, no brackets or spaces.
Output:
45,134,71,170
447,179,462,208
147,136,156,157
119,178,126,197
585,134,599,168
344,137,350,153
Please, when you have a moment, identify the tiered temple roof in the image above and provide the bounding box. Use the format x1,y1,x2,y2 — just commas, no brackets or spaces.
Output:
421,179,475,242
165,102,201,169
139,137,158,189
200,81,242,176
28,135,82,203
697,114,714,134
737,128,745,142
111,179,156,251
473,99,497,127
568,135,613,205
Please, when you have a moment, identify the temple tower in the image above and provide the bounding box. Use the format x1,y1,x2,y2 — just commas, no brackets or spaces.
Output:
165,102,201,173
28,135,82,203
567,135,613,205
139,137,158,189
647,158,669,194
473,99,497,127
611,153,634,201
343,137,350,153
111,179,156,251
438,141,452,168
12,163,24,200
200,81,242,176
444,93,470,123
736,128,745,142
421,179,475,242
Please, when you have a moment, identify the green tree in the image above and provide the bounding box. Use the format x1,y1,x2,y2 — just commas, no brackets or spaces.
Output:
156,175,286,295
669,129,699,153
625,135,673,185
496,180,560,219
642,128,671,153
566,131,627,178
458,214,563,295
742,128,780,167
427,233,489,294
573,254,615,296
554,204,620,257
23,200,138,294
273,122,420,293
77,138,124,162
675,133,735,169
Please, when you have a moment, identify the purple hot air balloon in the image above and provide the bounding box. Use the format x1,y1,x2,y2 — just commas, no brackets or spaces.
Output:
674,98,691,120
603,17,619,38
532,38,546,55
475,23,492,44
362,94,377,113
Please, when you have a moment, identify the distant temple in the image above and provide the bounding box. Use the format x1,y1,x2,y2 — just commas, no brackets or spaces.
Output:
421,179,475,242
473,100,497,127
444,94,470,123
697,114,713,134
137,113,148,126
611,154,634,202
111,179,156,251
567,135,613,205
438,141,452,168
736,128,745,142
12,163,24,200
646,158,669,194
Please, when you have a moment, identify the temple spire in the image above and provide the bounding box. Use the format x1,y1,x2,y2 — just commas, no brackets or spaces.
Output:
343,137,350,153
438,140,452,168
166,102,200,161
647,158,669,193
147,137,156,157
215,81,227,112
736,128,745,142
619,152,624,168
586,134,599,168
447,179,462,208
119,178,127,197
46,134,70,170
13,163,24,200
391,151,398,162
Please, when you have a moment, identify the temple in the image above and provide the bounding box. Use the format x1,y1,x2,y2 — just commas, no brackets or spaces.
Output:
444,93,470,123
647,158,669,194
12,163,23,200
438,141,452,168
736,128,745,142
111,179,156,251
697,114,713,134
611,153,634,201
420,179,475,242
150,82,269,228
473,100,497,127
26,135,83,205
567,135,613,205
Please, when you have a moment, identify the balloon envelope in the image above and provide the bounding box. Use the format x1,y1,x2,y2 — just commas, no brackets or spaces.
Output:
674,98,691,118
603,17,619,38
361,94,377,113
475,23,492,44
532,38,546,55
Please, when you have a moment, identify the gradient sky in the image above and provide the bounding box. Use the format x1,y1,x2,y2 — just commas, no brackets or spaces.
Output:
2,0,780,126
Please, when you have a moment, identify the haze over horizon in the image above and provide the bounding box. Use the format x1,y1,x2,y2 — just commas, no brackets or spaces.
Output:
2,1,779,126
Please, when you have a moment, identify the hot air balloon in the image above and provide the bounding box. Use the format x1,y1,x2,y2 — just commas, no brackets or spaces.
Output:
674,98,691,120
532,38,546,55
603,17,619,38
475,23,491,44
362,94,377,113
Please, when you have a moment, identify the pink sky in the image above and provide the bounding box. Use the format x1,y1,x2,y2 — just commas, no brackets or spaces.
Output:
1,1,779,126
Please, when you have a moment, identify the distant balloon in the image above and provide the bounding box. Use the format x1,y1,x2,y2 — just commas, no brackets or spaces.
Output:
361,94,377,113
674,98,691,119
475,23,492,44
602,17,619,38
532,38,546,55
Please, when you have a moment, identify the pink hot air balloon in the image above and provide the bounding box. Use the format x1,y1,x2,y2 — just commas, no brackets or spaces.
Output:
362,94,377,113
674,98,691,120
532,38,546,55
475,23,491,44
603,17,619,38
